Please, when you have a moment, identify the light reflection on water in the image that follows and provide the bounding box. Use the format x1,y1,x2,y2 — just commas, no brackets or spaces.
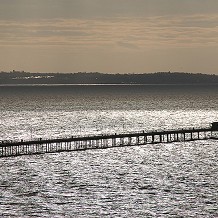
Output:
1,109,218,141
0,85,218,217
1,142,217,217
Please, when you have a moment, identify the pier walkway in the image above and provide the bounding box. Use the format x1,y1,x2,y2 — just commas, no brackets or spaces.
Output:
1,123,218,158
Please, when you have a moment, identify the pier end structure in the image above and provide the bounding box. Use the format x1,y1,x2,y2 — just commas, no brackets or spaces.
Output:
211,122,218,130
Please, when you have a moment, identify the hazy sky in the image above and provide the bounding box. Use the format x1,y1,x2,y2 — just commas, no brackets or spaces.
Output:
1,0,218,74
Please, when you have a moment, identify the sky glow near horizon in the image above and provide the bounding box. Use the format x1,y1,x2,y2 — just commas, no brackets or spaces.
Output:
0,0,218,74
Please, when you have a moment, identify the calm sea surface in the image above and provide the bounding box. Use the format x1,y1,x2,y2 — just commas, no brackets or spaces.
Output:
0,85,217,217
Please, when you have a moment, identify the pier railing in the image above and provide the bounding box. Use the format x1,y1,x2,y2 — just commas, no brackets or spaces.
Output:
0,126,217,158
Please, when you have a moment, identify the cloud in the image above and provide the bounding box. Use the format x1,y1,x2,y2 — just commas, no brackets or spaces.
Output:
0,14,218,49
1,0,218,20
117,41,139,50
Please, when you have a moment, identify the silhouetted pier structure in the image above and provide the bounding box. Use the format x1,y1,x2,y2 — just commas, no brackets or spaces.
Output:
1,123,218,158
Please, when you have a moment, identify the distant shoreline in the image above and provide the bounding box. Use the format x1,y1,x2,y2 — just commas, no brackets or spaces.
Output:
1,83,218,87
1,71,218,85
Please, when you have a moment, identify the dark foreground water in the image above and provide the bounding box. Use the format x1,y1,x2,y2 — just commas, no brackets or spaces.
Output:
0,85,217,217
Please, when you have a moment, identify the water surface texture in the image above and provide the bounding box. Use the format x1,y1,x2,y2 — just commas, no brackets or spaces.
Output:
0,85,217,217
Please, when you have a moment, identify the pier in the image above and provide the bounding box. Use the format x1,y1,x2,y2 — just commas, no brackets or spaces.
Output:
1,123,218,158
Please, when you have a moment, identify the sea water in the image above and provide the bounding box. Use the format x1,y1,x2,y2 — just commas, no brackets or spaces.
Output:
0,85,217,217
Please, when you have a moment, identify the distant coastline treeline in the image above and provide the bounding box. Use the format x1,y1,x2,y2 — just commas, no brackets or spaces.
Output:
0,71,218,84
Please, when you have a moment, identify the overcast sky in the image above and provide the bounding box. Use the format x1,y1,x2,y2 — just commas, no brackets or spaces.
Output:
1,0,218,74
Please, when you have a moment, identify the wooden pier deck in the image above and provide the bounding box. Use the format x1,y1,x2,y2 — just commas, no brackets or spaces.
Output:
1,124,218,158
